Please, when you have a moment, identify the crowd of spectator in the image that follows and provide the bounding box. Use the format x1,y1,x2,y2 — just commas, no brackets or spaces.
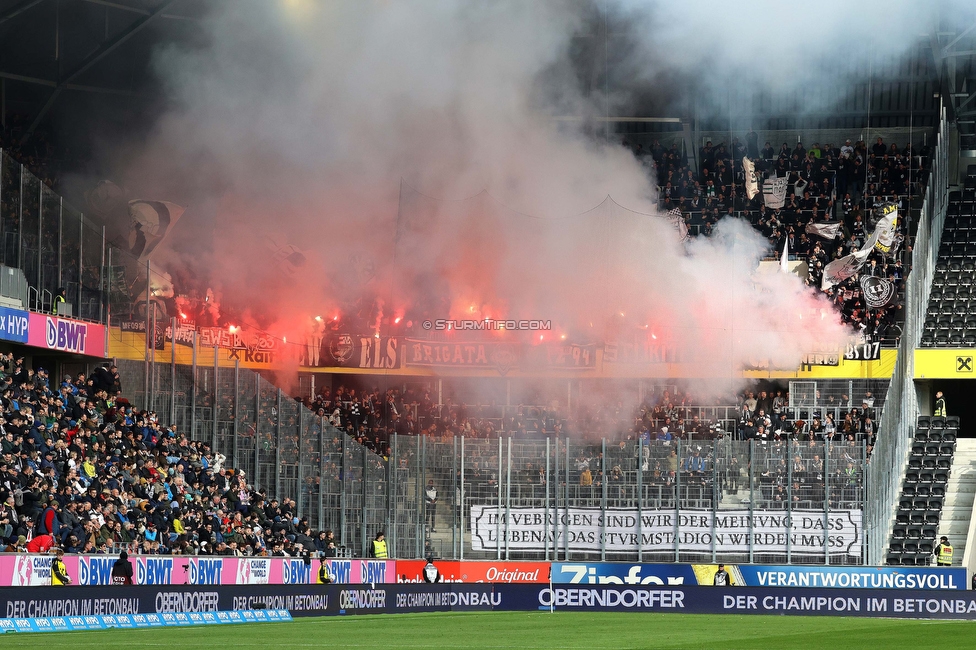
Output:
632,133,929,344
0,354,340,558
301,382,882,461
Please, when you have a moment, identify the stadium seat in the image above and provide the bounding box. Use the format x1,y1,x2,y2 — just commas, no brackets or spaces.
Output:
914,485,930,498
946,415,960,428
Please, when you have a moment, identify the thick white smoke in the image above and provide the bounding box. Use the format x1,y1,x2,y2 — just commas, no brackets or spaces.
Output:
113,0,920,388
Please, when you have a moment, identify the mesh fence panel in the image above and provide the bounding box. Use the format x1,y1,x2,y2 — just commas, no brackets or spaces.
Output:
113,355,869,564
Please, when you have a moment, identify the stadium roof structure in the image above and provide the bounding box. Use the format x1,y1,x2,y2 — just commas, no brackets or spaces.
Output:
0,1,974,154
0,0,213,146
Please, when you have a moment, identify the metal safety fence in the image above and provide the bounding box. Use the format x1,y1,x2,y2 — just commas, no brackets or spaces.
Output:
117,358,867,564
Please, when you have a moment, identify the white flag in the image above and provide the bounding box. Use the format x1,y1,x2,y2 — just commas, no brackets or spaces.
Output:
821,210,895,290
743,157,759,200
780,238,789,273
805,222,843,240
128,200,186,261
873,204,898,254
762,175,788,209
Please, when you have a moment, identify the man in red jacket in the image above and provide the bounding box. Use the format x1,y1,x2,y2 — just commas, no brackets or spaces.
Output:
27,534,55,554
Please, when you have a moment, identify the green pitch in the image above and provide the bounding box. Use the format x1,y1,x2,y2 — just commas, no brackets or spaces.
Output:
2,611,975,649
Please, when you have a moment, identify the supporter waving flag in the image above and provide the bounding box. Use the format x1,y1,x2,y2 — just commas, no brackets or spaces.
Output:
665,208,688,241
742,157,759,199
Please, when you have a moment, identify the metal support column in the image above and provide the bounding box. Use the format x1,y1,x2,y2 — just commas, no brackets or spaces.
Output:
452,436,458,558
749,440,755,564
253,373,260,490
297,406,305,518
553,437,559,561
76,213,82,312
564,441,570,560
674,439,681,563
361,445,368,558
317,415,325,537
787,440,793,564
496,436,502,560
232,359,239,471
210,344,218,454
637,437,643,563
170,317,176,428
190,331,197,443
824,440,831,566
460,435,465,561
545,436,551,561
600,437,607,561
505,436,512,560
275,388,283,498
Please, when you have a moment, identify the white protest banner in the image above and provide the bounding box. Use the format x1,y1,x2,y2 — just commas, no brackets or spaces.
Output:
470,506,861,557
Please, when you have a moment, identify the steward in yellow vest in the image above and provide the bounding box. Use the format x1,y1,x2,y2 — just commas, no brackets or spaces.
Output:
371,532,388,559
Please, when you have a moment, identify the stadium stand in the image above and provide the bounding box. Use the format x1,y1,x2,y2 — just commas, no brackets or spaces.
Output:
640,136,926,345
886,415,958,565
920,165,976,347
0,355,339,558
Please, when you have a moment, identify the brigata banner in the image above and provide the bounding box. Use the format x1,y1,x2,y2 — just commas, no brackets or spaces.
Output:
470,506,862,557
27,313,106,357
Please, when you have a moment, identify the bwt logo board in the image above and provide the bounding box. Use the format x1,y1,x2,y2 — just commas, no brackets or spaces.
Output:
187,558,224,585
137,558,173,585
45,317,90,354
283,559,312,584
328,560,352,584
361,561,388,584
79,557,116,585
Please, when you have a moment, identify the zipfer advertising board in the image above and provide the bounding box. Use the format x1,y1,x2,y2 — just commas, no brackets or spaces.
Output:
5,584,976,622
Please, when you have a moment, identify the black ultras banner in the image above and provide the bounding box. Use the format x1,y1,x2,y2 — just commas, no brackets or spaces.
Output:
6,584,976,621
859,275,897,310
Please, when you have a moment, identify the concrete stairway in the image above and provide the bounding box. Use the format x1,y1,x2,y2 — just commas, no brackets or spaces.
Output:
938,438,976,566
